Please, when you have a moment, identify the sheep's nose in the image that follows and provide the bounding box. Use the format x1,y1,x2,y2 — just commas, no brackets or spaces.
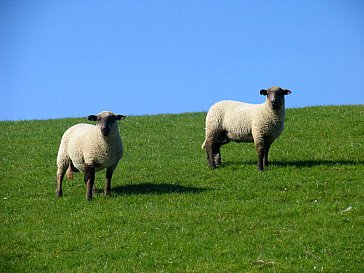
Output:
101,128,109,136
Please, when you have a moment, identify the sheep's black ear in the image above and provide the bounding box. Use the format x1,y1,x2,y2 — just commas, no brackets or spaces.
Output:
116,115,126,120
88,115,98,121
283,89,292,95
260,89,268,96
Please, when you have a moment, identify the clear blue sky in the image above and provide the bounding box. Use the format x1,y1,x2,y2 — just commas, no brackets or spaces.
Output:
1,0,363,120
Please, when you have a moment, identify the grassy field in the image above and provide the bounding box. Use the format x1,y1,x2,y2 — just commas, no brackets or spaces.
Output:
1,105,363,272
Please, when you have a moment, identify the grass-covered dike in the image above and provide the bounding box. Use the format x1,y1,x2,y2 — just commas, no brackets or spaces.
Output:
1,105,363,272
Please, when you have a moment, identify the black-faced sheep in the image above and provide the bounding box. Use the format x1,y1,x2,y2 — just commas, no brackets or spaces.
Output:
56,111,125,200
202,86,292,171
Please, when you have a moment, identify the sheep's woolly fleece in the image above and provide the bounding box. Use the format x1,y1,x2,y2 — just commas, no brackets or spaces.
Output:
57,113,123,173
203,90,287,145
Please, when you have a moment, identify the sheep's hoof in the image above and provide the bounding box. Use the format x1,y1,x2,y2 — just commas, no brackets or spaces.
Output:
86,193,93,201
56,190,62,197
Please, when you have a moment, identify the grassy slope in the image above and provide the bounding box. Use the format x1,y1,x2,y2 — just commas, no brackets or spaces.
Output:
0,105,363,272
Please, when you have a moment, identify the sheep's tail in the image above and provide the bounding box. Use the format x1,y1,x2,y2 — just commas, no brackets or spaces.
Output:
201,140,206,150
66,163,74,180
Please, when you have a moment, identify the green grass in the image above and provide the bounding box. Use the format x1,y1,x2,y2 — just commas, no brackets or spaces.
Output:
1,105,363,272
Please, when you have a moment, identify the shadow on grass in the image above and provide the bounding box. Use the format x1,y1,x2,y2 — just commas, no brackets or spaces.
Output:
110,183,209,196
272,159,364,168
222,160,255,168
222,159,363,169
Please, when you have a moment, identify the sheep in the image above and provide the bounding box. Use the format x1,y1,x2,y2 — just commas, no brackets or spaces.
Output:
56,111,125,200
202,86,292,171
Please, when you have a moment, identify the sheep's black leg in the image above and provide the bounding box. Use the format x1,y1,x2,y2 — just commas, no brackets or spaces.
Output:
255,143,265,171
212,144,222,167
85,164,95,201
263,142,272,167
205,139,216,169
214,131,229,167
56,165,67,197
105,168,114,195
84,170,96,194
56,173,64,197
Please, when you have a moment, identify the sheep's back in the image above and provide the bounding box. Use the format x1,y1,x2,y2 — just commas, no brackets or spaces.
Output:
207,100,259,142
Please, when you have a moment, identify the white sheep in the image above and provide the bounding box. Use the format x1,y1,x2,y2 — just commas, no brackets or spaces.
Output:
56,111,125,200
202,86,292,171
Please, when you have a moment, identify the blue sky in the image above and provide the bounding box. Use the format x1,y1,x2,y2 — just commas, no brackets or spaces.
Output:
1,0,363,120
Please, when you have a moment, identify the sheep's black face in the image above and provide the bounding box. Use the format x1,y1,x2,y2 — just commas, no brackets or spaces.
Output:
260,87,292,110
88,112,126,136
100,116,116,136
268,90,285,109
